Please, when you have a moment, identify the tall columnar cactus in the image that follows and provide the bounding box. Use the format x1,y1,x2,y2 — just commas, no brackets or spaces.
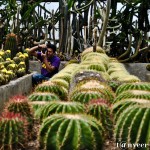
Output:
28,92,60,101
112,98,150,122
0,112,27,150
114,90,150,103
35,81,68,100
36,101,85,121
87,99,113,138
5,95,34,128
115,104,150,149
39,114,104,150
4,33,18,59
116,82,150,96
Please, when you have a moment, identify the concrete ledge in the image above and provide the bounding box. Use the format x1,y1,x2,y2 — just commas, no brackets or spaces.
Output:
0,73,34,111
123,63,149,82
29,61,150,82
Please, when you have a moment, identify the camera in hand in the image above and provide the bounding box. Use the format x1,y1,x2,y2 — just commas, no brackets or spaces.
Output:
42,48,47,54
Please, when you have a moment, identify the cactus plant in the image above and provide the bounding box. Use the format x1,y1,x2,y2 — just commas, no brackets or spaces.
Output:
70,89,106,104
50,78,70,90
0,112,27,150
36,101,85,121
35,81,68,100
81,46,105,59
4,33,18,59
116,82,150,96
115,104,150,148
5,95,34,128
39,113,104,150
114,90,150,103
51,73,72,83
112,98,150,122
28,92,60,101
87,63,106,72
71,80,115,103
16,68,26,77
87,99,113,137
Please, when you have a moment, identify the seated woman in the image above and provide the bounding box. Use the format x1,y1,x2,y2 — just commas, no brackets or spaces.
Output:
28,43,60,86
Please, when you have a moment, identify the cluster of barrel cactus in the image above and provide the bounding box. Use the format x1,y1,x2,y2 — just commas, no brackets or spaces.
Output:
0,51,28,85
1,45,150,149
112,81,150,148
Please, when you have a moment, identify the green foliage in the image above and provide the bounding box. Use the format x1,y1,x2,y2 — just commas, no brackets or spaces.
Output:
39,113,104,150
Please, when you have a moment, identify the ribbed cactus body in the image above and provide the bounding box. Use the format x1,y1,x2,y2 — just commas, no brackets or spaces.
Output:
4,33,18,59
112,99,150,122
51,73,72,83
39,114,104,150
114,90,150,103
35,81,68,100
37,101,85,121
71,80,115,103
28,92,60,101
115,105,150,148
5,96,34,128
50,79,70,90
116,82,150,96
70,90,105,103
87,99,113,137
87,63,106,71
0,112,27,149
81,46,105,59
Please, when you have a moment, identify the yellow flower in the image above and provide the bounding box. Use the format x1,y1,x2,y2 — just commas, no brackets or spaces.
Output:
6,50,11,53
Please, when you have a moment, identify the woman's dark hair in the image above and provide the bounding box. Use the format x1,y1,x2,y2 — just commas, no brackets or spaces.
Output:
46,43,56,53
